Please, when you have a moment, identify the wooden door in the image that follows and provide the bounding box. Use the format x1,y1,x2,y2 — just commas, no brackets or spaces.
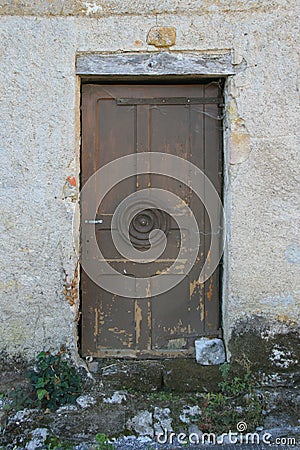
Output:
81,82,223,358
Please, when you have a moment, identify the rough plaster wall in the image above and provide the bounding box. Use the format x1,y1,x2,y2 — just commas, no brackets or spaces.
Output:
0,0,299,358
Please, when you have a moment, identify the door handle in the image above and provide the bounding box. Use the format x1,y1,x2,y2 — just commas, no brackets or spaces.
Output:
84,219,103,224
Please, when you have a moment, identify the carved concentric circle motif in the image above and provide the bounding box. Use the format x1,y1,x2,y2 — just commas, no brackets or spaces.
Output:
130,209,169,249
75,152,226,298
112,194,170,252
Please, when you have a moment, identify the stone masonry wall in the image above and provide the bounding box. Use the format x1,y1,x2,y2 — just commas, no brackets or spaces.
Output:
0,1,299,370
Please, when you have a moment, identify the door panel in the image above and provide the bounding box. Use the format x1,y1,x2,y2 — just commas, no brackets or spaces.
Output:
81,83,223,358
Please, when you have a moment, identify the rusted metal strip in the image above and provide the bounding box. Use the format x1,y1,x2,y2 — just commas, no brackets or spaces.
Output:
116,97,222,106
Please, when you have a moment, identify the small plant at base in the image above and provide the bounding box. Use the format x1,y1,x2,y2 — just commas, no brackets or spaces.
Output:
218,363,252,397
46,437,74,449
199,364,264,434
148,391,181,402
10,350,82,412
95,433,115,450
0,392,12,411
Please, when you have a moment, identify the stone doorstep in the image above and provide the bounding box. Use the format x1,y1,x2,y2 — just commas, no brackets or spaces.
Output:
91,359,223,393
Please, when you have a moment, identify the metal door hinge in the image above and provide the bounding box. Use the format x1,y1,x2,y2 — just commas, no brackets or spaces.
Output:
116,97,222,106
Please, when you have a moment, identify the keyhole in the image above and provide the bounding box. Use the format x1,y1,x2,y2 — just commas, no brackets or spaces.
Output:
139,217,147,227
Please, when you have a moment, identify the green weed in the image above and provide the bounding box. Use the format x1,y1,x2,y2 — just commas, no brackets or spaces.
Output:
95,433,115,450
199,364,263,434
27,350,82,411
9,350,82,412
45,437,74,449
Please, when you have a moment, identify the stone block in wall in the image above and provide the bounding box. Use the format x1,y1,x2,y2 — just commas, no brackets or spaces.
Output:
147,26,176,48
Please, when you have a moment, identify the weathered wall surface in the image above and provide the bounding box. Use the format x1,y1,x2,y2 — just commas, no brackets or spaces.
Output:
0,0,299,370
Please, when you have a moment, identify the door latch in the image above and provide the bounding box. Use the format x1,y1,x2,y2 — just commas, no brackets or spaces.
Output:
84,219,103,224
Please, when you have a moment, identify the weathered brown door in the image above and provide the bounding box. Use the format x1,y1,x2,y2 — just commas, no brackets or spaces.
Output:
81,82,223,358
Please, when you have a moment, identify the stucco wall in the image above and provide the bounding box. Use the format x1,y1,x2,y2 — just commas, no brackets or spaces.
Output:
0,0,299,363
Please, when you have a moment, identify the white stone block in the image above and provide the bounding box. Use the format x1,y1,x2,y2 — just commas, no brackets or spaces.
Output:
195,338,226,365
